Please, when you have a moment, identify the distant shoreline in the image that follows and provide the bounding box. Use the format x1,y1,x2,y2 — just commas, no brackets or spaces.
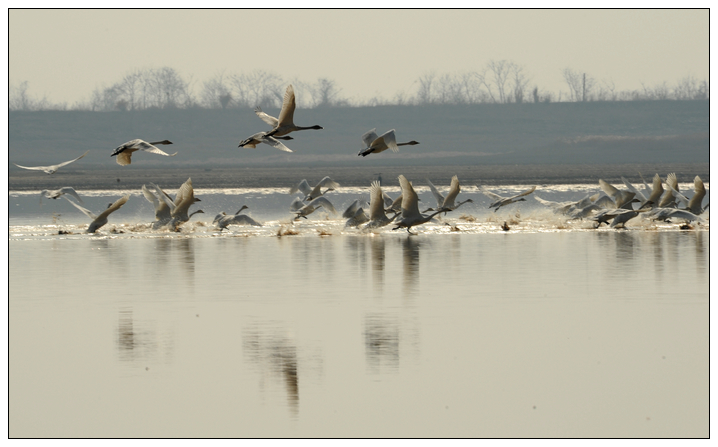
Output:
8,163,710,191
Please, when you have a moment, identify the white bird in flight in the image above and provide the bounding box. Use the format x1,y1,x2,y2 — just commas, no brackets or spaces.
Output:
256,85,324,137
63,194,130,233
40,187,83,204
479,185,537,212
358,129,419,157
423,175,473,214
213,206,262,230
289,176,341,202
363,181,399,230
291,196,337,221
154,178,203,230
392,175,442,234
142,184,174,228
238,131,294,152
13,150,89,175
110,139,176,166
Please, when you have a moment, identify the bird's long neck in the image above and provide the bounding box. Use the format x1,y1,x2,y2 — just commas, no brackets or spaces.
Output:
397,141,419,146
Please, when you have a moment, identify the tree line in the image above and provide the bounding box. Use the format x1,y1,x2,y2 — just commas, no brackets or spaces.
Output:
8,60,709,112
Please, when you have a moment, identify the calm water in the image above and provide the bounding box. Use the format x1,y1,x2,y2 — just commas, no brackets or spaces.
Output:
8,184,710,437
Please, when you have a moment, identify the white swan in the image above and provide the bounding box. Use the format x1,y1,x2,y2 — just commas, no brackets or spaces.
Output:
292,196,337,221
213,206,262,230
591,208,650,228
63,194,130,233
622,174,664,209
257,85,323,137
238,131,294,153
343,200,370,228
649,207,705,224
363,181,399,230
666,175,707,215
289,176,340,201
14,150,89,175
658,173,680,208
111,139,176,166
357,129,419,157
598,179,638,210
479,185,537,212
534,193,599,215
154,178,203,230
142,184,175,228
40,187,83,204
423,175,473,214
392,175,442,234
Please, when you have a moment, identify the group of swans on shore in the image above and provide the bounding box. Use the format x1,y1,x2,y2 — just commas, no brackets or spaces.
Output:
533,173,709,228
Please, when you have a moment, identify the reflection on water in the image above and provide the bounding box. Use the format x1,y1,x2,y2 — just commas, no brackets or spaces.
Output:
401,236,422,296
9,231,709,437
242,323,302,418
116,308,174,367
364,313,400,374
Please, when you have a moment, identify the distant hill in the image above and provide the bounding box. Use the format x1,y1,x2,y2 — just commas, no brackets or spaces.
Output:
9,100,708,169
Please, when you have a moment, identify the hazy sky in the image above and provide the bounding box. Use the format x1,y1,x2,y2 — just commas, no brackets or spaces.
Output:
9,9,709,105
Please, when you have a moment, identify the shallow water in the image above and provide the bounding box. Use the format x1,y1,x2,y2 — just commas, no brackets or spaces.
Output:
8,184,710,437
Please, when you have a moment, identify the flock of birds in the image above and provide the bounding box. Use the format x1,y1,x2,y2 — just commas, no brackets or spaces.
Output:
13,84,709,234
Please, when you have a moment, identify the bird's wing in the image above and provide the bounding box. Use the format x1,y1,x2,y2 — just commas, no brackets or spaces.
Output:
426,179,445,208
398,175,420,217
116,151,133,166
289,179,312,196
621,177,647,203
142,184,160,207
381,190,394,208
477,186,502,201
511,185,537,199
317,176,340,190
598,180,620,199
262,135,293,152
310,196,337,214
96,195,130,221
666,173,679,191
369,181,388,221
13,163,50,172
55,150,90,168
173,178,195,214
229,214,262,226
361,128,379,147
379,129,399,153
276,84,296,127
667,183,690,208
643,174,664,205
687,176,706,213
152,182,177,212
137,141,177,157
59,187,83,203
534,195,562,208
343,199,361,219
289,197,305,211
63,196,97,220
443,175,461,207
254,106,279,127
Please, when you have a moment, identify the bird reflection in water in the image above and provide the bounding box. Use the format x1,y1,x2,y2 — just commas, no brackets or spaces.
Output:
116,308,174,366
242,326,301,418
370,236,386,290
363,314,400,374
401,237,421,296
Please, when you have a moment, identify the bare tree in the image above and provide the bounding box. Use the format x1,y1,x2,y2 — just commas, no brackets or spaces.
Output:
416,72,437,104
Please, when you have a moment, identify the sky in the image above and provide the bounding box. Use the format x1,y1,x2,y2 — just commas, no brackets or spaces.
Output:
8,9,710,105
